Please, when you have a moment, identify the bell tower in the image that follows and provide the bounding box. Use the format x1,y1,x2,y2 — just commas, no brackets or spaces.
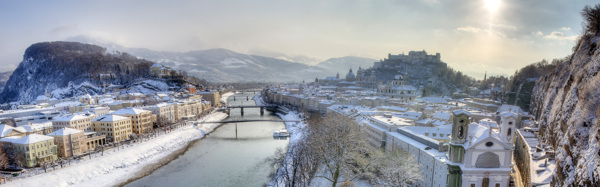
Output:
447,109,471,187
500,111,518,144
451,110,470,144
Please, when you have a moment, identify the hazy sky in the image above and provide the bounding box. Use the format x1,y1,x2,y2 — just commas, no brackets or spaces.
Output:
0,0,595,79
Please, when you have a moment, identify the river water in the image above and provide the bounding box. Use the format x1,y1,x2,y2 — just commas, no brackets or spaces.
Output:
125,92,288,187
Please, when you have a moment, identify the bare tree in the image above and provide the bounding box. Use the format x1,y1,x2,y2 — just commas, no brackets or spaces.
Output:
0,145,9,169
372,149,423,186
306,113,378,187
268,139,319,187
582,4,600,34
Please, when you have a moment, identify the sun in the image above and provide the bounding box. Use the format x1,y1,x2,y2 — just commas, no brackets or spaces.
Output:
484,0,501,11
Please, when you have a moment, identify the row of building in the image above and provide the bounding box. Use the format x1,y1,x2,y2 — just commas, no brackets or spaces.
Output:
0,90,221,168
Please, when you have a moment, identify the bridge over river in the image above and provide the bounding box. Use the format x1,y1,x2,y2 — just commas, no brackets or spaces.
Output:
218,104,279,116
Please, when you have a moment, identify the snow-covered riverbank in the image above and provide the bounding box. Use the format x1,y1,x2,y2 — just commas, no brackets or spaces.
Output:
6,112,229,187
220,92,234,105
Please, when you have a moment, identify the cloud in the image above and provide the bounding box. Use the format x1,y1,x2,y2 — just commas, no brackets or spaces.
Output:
457,26,481,33
491,23,517,31
561,27,571,31
539,31,578,41
534,31,543,36
49,25,79,35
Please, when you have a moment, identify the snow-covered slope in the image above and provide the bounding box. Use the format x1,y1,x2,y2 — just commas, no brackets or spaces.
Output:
0,42,158,104
0,71,13,94
530,34,600,186
316,56,377,74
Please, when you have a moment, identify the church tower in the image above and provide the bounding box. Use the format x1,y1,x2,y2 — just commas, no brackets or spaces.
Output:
500,111,518,144
451,110,470,145
447,109,470,187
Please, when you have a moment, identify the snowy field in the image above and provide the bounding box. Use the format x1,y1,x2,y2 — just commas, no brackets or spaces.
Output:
5,112,228,187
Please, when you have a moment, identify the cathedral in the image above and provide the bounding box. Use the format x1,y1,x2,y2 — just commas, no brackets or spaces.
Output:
447,110,516,187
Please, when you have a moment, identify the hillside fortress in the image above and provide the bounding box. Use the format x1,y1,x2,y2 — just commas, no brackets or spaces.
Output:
374,50,446,69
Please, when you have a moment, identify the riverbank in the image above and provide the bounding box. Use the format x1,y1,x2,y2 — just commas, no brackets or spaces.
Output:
221,92,234,104
5,112,228,187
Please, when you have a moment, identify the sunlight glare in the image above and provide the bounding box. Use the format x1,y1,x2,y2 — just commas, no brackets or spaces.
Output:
484,0,500,12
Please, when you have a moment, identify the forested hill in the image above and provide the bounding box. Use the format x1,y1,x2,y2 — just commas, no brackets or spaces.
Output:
0,41,203,104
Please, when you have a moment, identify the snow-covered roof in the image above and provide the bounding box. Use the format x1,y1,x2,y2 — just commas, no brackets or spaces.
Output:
0,134,53,144
93,114,130,122
150,63,164,68
48,128,83,136
500,111,519,119
453,109,471,116
392,85,417,91
0,125,15,137
432,112,451,121
400,111,422,120
497,104,523,114
53,114,91,122
463,123,506,149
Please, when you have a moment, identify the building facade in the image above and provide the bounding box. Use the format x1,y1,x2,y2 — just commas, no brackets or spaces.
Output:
0,134,58,167
92,115,133,143
111,108,154,134
52,114,95,132
47,128,87,158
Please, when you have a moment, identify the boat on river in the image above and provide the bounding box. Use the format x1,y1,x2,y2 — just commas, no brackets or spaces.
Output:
273,129,290,137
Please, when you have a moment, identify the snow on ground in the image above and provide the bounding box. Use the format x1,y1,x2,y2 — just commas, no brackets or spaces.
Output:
253,94,266,106
5,112,228,187
220,92,234,105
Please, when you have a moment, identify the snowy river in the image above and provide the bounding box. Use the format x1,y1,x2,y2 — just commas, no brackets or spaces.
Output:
125,92,288,186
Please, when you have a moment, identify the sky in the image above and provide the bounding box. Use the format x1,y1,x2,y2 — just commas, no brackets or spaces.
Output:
0,0,596,79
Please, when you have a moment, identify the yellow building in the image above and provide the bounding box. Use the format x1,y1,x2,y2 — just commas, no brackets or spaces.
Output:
47,128,87,158
111,108,154,134
52,113,95,132
0,134,58,168
92,114,133,143
198,91,221,107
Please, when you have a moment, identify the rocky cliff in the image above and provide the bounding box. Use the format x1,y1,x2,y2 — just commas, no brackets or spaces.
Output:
0,41,156,104
531,34,600,185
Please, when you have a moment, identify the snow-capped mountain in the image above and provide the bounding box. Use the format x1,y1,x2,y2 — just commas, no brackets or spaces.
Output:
67,36,377,82
530,34,600,185
0,42,168,104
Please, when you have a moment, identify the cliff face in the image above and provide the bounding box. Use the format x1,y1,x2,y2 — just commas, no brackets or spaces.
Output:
0,41,154,103
531,34,600,185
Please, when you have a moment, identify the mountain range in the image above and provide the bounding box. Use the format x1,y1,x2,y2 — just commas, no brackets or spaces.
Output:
66,36,377,82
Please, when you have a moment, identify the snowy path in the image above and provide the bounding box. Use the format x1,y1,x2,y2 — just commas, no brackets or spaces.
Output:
5,112,229,187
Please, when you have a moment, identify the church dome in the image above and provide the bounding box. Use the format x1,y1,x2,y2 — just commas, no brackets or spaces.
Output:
394,74,403,80
346,69,355,79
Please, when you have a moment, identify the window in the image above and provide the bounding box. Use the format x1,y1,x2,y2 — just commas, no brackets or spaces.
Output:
486,142,494,147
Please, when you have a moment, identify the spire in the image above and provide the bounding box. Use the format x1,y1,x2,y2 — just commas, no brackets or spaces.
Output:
484,71,487,82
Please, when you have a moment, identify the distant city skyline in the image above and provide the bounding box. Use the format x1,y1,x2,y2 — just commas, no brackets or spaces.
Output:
0,0,596,79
